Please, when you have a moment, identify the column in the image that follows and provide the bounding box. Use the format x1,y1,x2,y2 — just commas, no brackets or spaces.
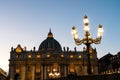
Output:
59,66,61,76
51,66,52,72
34,65,36,80
9,66,14,80
68,65,70,75
94,66,98,75
32,65,35,80
64,65,67,76
41,65,43,80
82,62,87,75
84,66,87,75
44,65,47,79
20,65,25,80
66,65,68,76
25,63,27,80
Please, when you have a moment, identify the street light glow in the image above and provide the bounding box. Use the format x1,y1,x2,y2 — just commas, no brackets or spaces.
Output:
84,25,90,32
83,15,90,31
97,24,104,37
72,26,78,39
71,15,103,74
83,15,89,24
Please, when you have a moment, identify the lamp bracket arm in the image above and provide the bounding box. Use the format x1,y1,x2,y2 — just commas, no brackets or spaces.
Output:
93,37,101,44
74,39,83,45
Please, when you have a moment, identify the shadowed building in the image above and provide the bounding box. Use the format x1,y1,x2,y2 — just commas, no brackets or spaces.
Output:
98,52,120,74
8,30,98,80
0,68,7,80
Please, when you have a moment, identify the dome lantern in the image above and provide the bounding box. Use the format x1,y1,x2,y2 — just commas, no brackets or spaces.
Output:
38,29,62,52
47,29,53,38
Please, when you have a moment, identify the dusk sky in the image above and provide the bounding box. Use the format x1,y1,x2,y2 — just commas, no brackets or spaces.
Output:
0,0,120,72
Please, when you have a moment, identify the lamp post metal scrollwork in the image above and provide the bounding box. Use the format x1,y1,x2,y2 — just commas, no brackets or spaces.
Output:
71,15,103,74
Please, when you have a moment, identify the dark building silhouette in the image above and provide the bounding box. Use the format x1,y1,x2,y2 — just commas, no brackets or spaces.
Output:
98,52,120,74
0,68,7,80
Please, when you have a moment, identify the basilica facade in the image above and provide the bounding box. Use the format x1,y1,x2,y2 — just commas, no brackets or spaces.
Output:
8,30,98,80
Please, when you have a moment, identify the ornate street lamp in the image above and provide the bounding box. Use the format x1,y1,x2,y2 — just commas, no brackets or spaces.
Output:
71,15,103,74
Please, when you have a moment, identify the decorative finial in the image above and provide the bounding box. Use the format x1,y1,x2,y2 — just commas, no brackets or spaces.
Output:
84,15,88,18
48,28,53,38
49,28,51,33
11,47,13,51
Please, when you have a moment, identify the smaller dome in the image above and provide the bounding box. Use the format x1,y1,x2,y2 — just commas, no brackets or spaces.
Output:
38,29,62,52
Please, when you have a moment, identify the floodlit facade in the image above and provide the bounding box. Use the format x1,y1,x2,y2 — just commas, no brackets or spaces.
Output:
8,30,98,80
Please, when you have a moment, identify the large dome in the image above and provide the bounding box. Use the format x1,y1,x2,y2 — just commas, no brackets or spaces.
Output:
38,30,62,52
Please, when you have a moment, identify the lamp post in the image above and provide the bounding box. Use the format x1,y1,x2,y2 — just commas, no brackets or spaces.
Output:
71,15,103,75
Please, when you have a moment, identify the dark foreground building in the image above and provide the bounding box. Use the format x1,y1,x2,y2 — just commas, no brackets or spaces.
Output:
98,52,120,74
8,30,98,80
0,68,7,80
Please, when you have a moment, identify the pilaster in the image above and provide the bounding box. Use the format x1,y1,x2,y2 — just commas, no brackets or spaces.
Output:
9,66,15,80
20,65,25,80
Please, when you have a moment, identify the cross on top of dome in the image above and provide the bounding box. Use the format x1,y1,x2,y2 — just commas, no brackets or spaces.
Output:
47,28,53,38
